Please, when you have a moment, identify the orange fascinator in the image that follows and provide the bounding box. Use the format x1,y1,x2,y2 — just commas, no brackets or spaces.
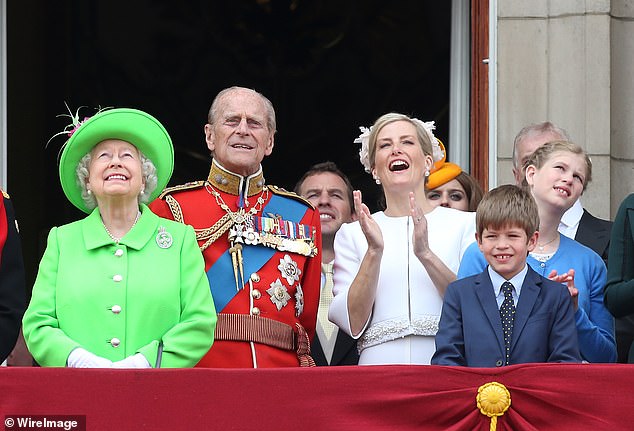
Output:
426,141,462,190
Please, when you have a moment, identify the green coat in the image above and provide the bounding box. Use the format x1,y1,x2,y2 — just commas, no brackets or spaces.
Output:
605,193,634,361
23,204,216,367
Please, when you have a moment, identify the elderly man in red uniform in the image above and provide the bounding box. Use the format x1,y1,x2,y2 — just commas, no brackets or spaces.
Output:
150,86,321,367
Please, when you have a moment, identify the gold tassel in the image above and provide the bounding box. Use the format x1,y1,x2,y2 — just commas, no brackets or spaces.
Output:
295,323,316,367
229,244,240,292
235,243,245,291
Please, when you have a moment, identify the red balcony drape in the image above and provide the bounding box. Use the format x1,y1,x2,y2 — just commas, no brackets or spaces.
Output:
1,364,632,430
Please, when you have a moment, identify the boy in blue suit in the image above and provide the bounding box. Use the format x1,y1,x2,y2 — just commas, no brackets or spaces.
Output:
432,185,581,367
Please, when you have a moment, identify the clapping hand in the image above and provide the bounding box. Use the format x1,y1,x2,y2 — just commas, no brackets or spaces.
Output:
548,268,578,311
354,190,383,252
409,192,430,258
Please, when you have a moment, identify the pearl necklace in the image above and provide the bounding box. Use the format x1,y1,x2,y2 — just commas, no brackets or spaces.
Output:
102,211,141,244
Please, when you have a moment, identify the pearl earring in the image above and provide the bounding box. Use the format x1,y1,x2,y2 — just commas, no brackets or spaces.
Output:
425,170,430,177
375,178,381,185
87,189,92,195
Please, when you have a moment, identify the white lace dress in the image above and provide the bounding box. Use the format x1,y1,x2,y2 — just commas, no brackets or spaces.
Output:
329,207,475,365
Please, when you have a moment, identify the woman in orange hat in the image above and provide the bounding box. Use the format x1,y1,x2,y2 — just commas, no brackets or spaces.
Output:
425,145,484,212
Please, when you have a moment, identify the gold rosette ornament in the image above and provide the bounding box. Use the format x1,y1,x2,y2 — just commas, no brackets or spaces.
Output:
476,382,511,431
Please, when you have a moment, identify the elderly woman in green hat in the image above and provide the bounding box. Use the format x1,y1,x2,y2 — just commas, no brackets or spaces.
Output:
23,108,217,368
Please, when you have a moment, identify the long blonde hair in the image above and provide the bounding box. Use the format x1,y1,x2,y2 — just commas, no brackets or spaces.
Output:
522,140,592,192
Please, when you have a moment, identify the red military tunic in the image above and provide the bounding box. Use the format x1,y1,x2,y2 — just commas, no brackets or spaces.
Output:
0,190,26,363
150,160,321,367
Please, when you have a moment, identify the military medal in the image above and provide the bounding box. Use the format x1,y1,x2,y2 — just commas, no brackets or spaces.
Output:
250,215,318,257
205,184,270,291
267,279,291,310
278,254,301,286
295,284,304,317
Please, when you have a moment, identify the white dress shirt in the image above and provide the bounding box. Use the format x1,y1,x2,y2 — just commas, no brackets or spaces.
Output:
558,199,584,239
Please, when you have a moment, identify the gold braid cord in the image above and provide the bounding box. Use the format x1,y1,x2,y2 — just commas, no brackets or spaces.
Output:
165,195,184,223
476,382,511,431
197,213,233,251
164,194,236,252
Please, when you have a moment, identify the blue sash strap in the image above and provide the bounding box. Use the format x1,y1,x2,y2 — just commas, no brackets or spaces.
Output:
208,194,309,312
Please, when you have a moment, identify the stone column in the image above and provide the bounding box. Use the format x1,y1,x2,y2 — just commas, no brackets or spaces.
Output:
497,0,612,218
610,0,634,214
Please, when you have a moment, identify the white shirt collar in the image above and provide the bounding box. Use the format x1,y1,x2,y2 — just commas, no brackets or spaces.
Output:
558,199,584,239
489,265,528,308
560,199,584,228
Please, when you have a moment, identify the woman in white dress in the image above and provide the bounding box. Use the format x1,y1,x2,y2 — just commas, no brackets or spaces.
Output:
329,113,476,365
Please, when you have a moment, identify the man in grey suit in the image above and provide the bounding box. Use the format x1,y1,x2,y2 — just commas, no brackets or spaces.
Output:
295,162,359,366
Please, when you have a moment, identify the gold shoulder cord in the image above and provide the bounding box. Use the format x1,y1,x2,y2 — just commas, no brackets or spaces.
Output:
165,194,234,252
198,214,233,251
165,195,184,223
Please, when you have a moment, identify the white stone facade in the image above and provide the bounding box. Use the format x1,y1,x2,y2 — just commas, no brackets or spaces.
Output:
496,0,633,218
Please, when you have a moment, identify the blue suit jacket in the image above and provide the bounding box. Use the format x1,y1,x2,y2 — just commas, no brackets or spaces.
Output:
432,267,581,367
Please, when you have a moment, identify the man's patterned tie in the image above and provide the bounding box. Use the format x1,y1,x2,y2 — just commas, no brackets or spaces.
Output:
500,281,516,365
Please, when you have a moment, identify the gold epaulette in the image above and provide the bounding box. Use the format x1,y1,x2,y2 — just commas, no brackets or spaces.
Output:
1,189,9,199
157,181,206,199
268,185,315,209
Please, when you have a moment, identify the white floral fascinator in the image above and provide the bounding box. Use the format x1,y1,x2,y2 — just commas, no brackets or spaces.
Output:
411,119,444,163
354,126,373,173
354,117,444,174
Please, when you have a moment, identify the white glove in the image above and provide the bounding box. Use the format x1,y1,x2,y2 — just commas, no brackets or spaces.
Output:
67,347,113,368
111,353,151,368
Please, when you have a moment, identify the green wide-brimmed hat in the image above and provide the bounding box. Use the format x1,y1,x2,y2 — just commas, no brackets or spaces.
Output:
58,108,174,213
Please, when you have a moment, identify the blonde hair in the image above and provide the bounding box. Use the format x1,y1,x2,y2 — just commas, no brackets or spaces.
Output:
367,113,433,171
522,140,592,192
